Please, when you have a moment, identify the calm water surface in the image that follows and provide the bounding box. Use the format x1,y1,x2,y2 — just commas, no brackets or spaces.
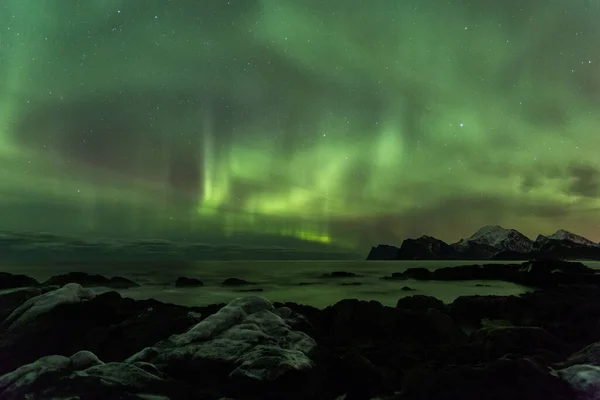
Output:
2,260,598,309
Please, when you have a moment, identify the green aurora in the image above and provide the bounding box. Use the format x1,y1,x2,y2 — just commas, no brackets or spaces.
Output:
1,0,600,251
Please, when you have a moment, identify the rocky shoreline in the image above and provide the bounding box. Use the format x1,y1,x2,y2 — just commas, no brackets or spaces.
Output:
1,260,599,399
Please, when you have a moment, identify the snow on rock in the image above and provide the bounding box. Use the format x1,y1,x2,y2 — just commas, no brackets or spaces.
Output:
230,345,315,381
454,225,533,253
557,364,600,400
548,229,599,247
0,354,71,396
0,350,103,399
3,283,95,329
126,296,317,382
0,351,174,400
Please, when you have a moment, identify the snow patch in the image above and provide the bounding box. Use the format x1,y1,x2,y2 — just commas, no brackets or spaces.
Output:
4,283,96,329
126,296,317,382
455,225,533,253
557,364,600,399
548,230,599,247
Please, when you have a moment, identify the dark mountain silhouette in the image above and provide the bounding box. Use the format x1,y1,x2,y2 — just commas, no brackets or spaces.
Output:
367,226,600,260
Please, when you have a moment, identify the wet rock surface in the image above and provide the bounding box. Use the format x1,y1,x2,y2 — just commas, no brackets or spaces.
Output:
0,259,598,399
43,272,140,289
175,276,204,287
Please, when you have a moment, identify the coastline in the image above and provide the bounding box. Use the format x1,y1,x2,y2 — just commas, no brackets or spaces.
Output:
0,259,598,399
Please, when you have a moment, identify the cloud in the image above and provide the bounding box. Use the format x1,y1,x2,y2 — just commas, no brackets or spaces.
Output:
0,231,361,262
566,164,600,198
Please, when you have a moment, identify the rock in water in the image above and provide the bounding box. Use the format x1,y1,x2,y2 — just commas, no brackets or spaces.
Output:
0,272,39,290
175,277,204,287
222,277,254,286
43,272,139,289
320,271,361,278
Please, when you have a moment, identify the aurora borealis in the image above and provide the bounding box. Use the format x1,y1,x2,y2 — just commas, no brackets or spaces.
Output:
1,0,600,252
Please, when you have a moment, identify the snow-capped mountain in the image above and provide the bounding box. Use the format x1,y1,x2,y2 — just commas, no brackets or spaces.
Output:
538,229,600,248
452,225,534,253
367,225,600,260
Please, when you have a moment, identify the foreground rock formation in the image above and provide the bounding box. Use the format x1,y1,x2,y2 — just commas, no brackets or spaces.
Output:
1,260,600,399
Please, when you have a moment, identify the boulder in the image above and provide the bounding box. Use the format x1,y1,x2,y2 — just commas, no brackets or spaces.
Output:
0,285,217,376
43,272,139,289
557,364,600,400
320,271,362,278
222,278,254,286
0,272,39,290
555,342,600,369
4,283,96,330
396,295,446,313
397,356,575,400
126,296,318,399
473,326,572,362
0,287,42,323
175,277,204,287
0,351,185,400
399,268,432,280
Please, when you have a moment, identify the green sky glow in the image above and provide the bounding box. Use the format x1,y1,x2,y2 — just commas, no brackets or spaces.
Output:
1,0,600,251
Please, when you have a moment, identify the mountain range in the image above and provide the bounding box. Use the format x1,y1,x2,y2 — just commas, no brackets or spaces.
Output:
366,225,600,261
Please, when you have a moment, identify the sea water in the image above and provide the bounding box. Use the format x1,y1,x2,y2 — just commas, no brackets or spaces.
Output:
2,260,598,309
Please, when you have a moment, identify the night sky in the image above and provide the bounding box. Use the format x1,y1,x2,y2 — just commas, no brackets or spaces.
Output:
1,0,600,252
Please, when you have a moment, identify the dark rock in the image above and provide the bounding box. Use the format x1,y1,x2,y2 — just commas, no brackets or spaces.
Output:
397,356,576,400
533,238,600,260
401,286,415,291
452,241,500,259
175,277,204,287
366,244,401,260
340,282,362,286
554,341,600,369
432,263,517,281
319,350,393,400
397,235,459,260
0,272,39,290
320,271,362,278
368,236,459,260
399,268,432,280
472,326,572,362
0,285,215,376
318,299,461,350
43,272,139,289
0,351,189,400
127,296,318,400
384,259,600,289
0,288,42,324
426,308,468,346
396,295,445,313
380,272,407,281
221,277,253,286
475,283,491,287
236,288,264,292
6,269,600,399
556,364,600,399
369,226,600,261
449,295,522,328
